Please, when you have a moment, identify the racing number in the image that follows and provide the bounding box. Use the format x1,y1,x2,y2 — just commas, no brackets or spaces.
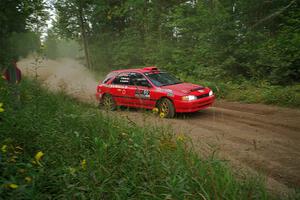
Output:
135,89,150,99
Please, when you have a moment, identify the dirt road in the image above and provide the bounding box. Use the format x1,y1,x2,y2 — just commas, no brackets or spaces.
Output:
18,57,300,195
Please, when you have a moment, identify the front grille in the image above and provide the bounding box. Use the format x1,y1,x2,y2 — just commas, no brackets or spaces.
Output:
197,93,209,99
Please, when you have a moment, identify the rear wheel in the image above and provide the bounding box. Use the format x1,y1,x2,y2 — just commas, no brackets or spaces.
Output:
101,94,117,111
158,98,175,118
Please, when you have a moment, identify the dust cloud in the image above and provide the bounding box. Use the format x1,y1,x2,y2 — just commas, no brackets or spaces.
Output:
18,57,99,104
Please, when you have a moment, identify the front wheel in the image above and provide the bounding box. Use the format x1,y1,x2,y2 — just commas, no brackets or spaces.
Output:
158,98,175,118
101,94,117,111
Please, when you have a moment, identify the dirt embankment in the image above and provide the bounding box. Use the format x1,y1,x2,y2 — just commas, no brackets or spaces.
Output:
18,58,300,196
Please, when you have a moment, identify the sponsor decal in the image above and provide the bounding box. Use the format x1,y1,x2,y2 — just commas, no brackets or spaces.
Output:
198,90,204,93
167,91,174,97
108,84,128,89
135,89,150,99
156,88,174,97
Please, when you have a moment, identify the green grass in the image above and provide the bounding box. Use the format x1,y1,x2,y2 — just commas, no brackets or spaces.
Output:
0,78,271,199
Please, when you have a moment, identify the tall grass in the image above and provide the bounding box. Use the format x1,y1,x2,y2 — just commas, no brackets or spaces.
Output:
0,79,269,199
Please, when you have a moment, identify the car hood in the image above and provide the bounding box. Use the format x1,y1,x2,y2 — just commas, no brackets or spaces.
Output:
161,83,205,95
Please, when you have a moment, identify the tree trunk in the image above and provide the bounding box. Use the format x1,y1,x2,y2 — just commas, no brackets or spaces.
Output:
78,3,92,69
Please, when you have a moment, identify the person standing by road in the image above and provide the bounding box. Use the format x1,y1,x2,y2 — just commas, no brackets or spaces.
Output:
2,60,22,109
2,60,22,84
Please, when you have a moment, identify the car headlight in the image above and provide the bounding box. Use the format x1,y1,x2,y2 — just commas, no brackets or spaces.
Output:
182,95,197,101
209,90,213,96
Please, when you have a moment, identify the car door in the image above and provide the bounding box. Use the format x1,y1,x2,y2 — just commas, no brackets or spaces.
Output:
110,72,131,105
131,73,155,108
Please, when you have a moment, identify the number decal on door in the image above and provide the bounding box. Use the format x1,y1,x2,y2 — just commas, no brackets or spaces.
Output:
135,90,150,99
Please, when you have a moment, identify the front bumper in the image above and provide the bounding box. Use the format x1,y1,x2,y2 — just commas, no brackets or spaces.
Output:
174,95,215,113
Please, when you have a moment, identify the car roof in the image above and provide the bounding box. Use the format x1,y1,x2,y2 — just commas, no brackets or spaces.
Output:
111,66,159,74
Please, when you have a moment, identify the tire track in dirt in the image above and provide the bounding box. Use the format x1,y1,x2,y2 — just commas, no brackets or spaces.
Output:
18,58,300,196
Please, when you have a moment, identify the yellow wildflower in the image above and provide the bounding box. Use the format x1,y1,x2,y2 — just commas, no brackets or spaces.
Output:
176,134,186,142
35,151,44,161
81,159,87,170
1,145,7,153
8,183,18,189
34,151,44,166
152,107,159,113
25,177,32,183
0,103,4,112
159,112,165,118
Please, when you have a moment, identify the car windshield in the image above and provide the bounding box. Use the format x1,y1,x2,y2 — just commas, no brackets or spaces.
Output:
144,72,182,87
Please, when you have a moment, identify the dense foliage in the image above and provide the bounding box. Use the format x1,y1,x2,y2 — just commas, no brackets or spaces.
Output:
0,0,47,69
54,0,300,85
0,79,270,199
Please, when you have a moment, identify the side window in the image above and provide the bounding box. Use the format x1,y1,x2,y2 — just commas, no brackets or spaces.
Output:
102,72,117,84
130,73,151,87
112,73,130,85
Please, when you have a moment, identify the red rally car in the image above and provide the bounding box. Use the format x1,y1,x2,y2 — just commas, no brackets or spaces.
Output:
96,67,215,118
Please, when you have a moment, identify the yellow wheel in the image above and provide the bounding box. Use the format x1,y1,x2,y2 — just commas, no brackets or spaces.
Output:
158,98,175,118
101,94,117,111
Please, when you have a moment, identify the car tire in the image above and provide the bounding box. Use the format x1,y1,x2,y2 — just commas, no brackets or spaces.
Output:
158,98,175,118
101,94,117,111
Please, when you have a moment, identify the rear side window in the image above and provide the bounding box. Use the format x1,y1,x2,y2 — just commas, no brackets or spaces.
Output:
112,73,130,85
111,72,151,87
102,72,117,84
